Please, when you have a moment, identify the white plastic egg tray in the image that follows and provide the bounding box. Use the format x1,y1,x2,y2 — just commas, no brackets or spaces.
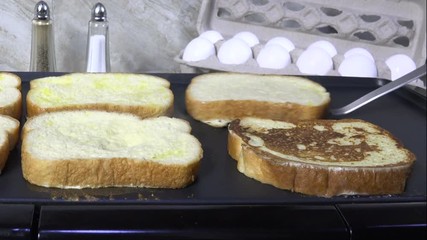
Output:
175,0,426,88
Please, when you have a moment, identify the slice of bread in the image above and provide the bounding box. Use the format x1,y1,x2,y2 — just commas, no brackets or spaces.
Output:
21,111,203,189
0,72,22,119
26,73,174,118
0,114,20,173
228,117,416,197
186,73,330,127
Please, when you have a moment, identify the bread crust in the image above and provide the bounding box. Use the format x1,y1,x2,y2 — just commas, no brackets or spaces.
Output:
0,73,22,119
228,119,415,197
0,96,22,120
1,115,20,150
21,141,201,189
186,97,329,127
0,133,9,172
26,99,174,118
0,114,20,172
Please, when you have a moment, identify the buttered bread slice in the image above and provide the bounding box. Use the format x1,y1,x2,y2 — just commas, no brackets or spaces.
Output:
186,73,330,127
27,73,173,118
228,117,415,197
22,111,203,189
0,72,22,119
0,114,20,173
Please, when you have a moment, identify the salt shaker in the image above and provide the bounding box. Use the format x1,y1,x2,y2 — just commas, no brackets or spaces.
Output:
29,1,56,72
86,2,110,72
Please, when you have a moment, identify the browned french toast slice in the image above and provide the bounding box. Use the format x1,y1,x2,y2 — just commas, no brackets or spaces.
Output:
228,117,416,197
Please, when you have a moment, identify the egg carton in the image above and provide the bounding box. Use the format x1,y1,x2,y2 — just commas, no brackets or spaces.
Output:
175,0,426,88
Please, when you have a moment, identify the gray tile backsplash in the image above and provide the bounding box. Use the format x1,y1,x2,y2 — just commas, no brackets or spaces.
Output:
0,0,200,72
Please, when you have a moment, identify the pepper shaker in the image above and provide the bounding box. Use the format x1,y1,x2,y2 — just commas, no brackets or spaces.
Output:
86,2,110,72
29,1,56,72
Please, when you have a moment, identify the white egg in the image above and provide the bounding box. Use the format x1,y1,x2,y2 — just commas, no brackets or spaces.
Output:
338,55,377,77
199,30,224,44
344,48,375,62
307,40,337,58
256,44,291,69
385,54,416,80
265,37,295,52
217,38,252,65
233,31,260,47
296,47,333,75
182,37,215,62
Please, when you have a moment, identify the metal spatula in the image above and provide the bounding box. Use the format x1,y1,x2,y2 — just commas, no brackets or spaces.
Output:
329,63,426,116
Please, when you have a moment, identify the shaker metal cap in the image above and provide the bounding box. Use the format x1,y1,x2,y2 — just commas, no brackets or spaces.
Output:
91,2,107,21
34,1,50,20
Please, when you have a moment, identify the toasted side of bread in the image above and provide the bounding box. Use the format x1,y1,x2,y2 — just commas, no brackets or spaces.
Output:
228,117,416,197
186,73,330,127
0,114,20,172
26,73,174,118
21,111,203,189
0,132,8,172
0,72,22,119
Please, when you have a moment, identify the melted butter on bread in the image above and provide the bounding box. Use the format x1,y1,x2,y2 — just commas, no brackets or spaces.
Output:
21,111,203,189
27,73,173,119
25,112,198,164
31,74,172,107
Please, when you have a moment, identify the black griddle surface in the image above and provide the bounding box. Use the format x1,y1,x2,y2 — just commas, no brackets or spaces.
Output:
0,72,425,205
